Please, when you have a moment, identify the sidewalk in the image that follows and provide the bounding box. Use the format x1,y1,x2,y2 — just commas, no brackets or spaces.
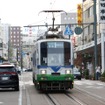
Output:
81,78,105,85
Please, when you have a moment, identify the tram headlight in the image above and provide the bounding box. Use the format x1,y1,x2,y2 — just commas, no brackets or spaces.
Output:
65,70,71,74
41,70,46,74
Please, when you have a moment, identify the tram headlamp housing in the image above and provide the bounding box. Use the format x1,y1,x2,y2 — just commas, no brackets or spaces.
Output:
41,70,46,74
65,70,71,74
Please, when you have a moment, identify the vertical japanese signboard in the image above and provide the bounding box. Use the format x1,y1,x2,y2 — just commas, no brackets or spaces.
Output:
101,30,105,73
77,4,83,26
99,0,105,23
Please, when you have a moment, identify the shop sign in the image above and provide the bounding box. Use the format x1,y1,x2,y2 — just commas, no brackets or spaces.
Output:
99,0,105,23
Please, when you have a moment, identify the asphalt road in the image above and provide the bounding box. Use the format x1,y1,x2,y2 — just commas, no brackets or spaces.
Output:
0,72,105,105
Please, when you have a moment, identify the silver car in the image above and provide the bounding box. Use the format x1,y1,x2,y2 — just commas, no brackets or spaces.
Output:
73,67,81,80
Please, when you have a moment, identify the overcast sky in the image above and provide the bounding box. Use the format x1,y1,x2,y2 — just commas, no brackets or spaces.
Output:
0,0,82,26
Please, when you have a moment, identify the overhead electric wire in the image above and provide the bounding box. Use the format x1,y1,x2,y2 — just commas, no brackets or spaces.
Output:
28,8,77,26
27,0,79,26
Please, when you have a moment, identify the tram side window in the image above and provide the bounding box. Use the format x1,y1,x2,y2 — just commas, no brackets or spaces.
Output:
64,42,71,65
40,42,47,66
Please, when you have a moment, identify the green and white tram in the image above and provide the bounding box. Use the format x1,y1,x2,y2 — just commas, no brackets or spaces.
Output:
31,36,74,91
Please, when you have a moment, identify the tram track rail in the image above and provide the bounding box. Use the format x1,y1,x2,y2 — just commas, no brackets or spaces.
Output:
20,72,105,105
45,93,59,105
45,92,88,105
71,87,105,105
64,93,87,105
45,89,105,105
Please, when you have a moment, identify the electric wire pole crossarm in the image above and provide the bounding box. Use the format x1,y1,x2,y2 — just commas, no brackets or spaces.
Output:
24,23,94,28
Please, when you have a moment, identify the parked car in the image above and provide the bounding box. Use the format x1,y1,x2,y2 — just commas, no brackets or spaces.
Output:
25,68,32,72
73,67,82,80
0,62,19,91
22,68,27,72
22,68,32,72
16,67,21,75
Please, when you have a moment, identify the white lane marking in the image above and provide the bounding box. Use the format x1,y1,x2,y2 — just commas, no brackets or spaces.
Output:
18,85,22,105
24,81,34,85
96,83,105,86
18,76,23,105
0,102,3,104
26,88,31,105
85,86,93,88
22,78,31,105
19,73,32,105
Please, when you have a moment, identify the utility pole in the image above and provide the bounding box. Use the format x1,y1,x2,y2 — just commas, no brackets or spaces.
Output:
16,48,18,61
93,0,98,79
20,42,23,70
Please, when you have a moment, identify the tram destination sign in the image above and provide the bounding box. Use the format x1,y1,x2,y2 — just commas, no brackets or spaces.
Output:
99,0,105,23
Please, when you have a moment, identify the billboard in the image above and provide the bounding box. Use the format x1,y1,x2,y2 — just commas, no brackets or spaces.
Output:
99,0,105,23
77,4,83,26
21,27,37,36
101,31,105,73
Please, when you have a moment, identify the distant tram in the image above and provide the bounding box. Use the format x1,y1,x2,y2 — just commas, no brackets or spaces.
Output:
31,35,74,91
31,10,74,91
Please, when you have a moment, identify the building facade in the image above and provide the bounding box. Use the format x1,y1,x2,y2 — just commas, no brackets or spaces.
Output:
61,13,77,37
9,26,22,63
74,0,105,76
0,19,10,62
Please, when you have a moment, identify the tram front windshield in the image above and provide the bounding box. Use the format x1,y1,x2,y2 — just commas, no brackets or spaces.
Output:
41,41,71,66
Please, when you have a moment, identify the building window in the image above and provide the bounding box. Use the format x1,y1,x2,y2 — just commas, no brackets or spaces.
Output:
17,31,20,34
90,6,93,17
84,27,89,35
17,40,19,42
87,6,93,18
89,25,93,35
64,17,67,20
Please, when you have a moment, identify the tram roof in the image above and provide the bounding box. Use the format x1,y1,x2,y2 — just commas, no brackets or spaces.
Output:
36,38,71,43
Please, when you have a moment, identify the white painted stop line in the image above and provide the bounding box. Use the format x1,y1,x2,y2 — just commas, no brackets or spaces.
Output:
0,102,3,104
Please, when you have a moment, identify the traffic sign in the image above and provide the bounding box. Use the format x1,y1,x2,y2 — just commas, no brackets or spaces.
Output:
74,27,83,35
64,25,73,35
22,52,25,56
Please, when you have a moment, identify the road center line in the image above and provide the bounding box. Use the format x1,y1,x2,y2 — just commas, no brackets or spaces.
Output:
18,76,23,105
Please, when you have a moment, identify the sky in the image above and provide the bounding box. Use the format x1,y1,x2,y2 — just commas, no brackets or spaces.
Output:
0,0,82,26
